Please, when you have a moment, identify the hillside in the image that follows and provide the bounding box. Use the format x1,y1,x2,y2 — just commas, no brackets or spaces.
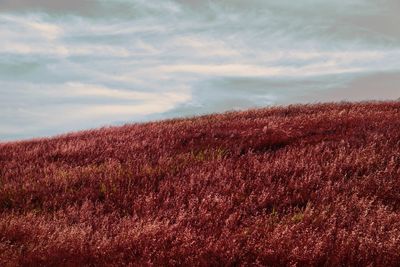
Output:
1,102,400,266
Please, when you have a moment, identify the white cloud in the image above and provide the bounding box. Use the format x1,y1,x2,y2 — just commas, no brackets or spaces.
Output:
0,81,191,139
65,83,159,100
0,14,62,39
154,48,400,77
170,36,240,57
27,21,63,40
1,0,400,140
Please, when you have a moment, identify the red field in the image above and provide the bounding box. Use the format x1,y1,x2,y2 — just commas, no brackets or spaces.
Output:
1,102,400,266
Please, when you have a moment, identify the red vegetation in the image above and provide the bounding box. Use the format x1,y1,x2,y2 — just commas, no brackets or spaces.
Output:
1,102,400,266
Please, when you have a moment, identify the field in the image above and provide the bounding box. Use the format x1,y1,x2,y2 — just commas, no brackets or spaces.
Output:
1,102,400,266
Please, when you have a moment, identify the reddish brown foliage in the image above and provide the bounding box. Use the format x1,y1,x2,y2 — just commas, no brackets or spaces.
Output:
1,102,400,266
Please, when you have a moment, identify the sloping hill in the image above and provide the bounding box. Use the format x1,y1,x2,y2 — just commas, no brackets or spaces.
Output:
1,102,400,266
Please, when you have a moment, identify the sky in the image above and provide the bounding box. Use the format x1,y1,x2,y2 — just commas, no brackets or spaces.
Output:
1,0,400,141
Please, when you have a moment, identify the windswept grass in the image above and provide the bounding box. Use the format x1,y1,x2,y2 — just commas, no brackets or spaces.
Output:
1,102,400,266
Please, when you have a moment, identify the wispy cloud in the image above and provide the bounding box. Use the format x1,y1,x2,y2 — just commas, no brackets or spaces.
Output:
1,0,400,140
0,81,190,139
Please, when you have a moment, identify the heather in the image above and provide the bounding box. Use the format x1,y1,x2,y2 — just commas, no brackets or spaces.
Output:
1,102,400,266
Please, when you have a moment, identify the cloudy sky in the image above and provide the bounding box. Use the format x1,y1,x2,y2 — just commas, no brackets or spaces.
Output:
1,0,400,141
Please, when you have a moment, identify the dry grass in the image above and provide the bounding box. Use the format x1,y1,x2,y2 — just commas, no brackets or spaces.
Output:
1,102,400,266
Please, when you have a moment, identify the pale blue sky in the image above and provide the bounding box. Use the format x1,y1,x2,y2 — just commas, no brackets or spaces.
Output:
1,0,399,140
